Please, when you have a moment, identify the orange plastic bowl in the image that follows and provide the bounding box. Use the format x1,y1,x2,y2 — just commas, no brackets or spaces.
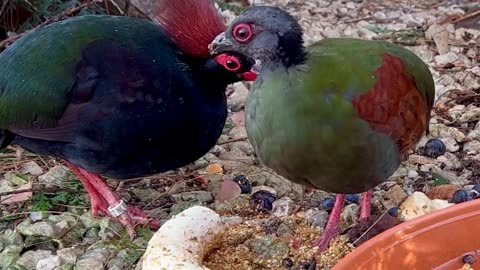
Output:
333,199,480,270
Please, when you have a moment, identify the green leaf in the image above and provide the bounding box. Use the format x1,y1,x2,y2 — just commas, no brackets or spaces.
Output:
431,172,450,187
31,192,54,212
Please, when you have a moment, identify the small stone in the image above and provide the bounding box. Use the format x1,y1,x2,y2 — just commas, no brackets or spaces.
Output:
54,265,74,270
463,140,480,155
38,165,71,188
399,192,453,221
458,107,480,123
98,218,124,240
29,212,48,222
440,137,459,152
399,192,431,221
19,161,44,176
57,247,85,265
17,250,53,269
276,223,295,237
341,204,360,230
434,52,458,66
437,153,462,170
228,126,247,139
230,141,255,155
75,249,110,270
1,230,24,247
215,195,250,212
304,209,329,228
429,125,466,142
0,252,20,269
36,255,61,270
174,191,213,203
407,170,419,179
250,235,289,260
426,185,461,201
381,185,408,209
228,83,249,112
17,220,58,238
272,197,295,217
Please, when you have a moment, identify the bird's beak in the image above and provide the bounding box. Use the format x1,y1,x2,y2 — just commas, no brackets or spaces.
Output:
209,32,233,54
240,70,259,81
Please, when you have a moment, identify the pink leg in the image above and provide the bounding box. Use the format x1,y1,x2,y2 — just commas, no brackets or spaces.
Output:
314,194,346,252
65,162,109,216
360,190,373,220
65,162,161,238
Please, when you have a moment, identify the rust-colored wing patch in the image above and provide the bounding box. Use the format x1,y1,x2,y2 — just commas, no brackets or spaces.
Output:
351,53,430,155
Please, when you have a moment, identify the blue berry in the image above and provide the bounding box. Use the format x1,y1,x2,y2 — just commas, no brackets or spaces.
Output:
322,197,336,211
424,139,446,158
233,175,252,194
453,190,469,204
346,194,360,204
388,207,399,217
250,190,276,211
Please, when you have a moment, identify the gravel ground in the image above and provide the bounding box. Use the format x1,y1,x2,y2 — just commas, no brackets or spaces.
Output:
1,0,480,269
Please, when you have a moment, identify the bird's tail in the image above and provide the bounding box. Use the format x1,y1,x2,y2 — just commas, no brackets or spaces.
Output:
0,129,14,150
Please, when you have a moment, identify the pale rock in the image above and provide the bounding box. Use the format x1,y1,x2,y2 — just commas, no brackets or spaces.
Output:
341,204,360,230
429,124,467,142
75,249,110,270
434,52,458,66
381,185,408,209
17,250,53,269
19,161,44,176
17,220,58,237
228,83,249,112
272,197,295,217
228,126,247,139
407,170,419,179
323,27,341,38
437,153,462,170
458,107,480,123
57,247,85,265
400,192,453,221
36,255,61,270
440,137,460,152
38,165,71,188
304,209,329,228
446,104,465,119
463,140,480,155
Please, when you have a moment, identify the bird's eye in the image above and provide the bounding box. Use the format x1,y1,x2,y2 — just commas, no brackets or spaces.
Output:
226,59,240,71
214,54,243,72
233,23,253,43
223,56,241,72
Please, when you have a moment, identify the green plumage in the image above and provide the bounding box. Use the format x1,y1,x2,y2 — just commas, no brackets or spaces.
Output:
246,38,434,193
0,15,173,129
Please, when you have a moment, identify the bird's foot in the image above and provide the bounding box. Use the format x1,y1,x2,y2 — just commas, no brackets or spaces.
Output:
90,196,110,217
360,190,373,220
314,194,346,252
108,200,162,239
65,161,161,238
314,225,341,252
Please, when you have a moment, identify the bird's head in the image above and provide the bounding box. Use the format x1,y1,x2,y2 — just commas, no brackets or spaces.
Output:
207,50,258,84
209,6,306,71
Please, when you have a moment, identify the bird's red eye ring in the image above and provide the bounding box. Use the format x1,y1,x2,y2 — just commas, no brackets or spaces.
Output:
233,23,253,43
216,54,242,72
